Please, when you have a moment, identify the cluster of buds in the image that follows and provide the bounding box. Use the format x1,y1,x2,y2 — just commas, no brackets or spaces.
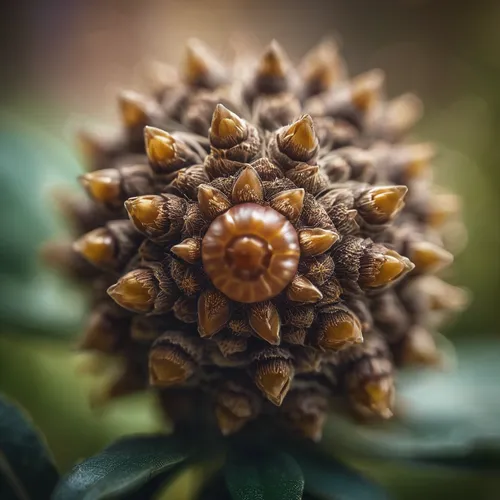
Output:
46,37,467,441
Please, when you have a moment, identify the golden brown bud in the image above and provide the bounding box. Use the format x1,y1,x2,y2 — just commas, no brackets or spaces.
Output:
316,307,363,351
80,169,121,206
209,104,247,149
76,129,120,172
107,268,157,313
287,275,323,304
348,361,395,420
356,186,407,224
269,188,305,223
172,165,209,199
286,164,329,195
280,389,328,442
257,40,289,79
299,37,344,96
248,301,281,345
253,354,294,406
278,115,319,162
362,249,414,288
118,91,158,132
398,326,441,367
351,69,385,112
426,193,461,228
125,194,187,241
184,38,227,89
298,228,339,257
149,345,194,386
214,382,261,436
408,241,454,274
73,228,115,268
231,166,264,204
171,238,202,264
197,184,232,221
197,289,231,338
144,126,201,174
145,126,175,164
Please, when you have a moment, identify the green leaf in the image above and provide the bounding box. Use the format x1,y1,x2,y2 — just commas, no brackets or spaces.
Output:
224,449,304,500
52,434,191,500
0,395,59,500
294,450,388,500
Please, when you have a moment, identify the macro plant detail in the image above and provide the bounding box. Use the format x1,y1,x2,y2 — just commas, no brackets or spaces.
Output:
45,37,468,443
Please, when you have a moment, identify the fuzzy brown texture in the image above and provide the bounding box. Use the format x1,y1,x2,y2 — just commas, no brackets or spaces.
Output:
46,37,467,441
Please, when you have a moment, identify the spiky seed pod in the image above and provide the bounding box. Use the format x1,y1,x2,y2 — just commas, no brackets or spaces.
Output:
50,37,466,440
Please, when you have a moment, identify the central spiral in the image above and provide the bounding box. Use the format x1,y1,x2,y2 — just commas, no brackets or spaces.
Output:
202,203,300,303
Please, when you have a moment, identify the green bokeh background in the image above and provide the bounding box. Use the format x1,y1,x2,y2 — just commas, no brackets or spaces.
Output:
1,0,499,498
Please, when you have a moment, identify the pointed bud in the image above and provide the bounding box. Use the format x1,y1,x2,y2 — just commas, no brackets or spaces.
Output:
258,40,289,79
253,356,293,406
118,91,153,129
351,69,385,112
421,277,470,311
248,301,281,345
149,345,194,386
197,184,232,220
300,37,343,96
286,164,329,195
399,326,441,367
215,382,261,436
197,290,231,338
184,38,226,88
172,165,209,199
278,115,319,162
269,188,305,223
79,305,129,353
107,268,157,313
73,228,115,268
281,390,328,442
427,193,461,227
125,194,186,241
362,249,414,288
209,104,247,149
231,166,264,204
408,241,454,274
374,93,423,140
76,129,119,172
79,169,121,206
316,307,363,351
145,126,175,164
357,186,407,224
394,143,435,181
171,238,201,264
348,362,395,420
287,275,323,303
299,228,339,257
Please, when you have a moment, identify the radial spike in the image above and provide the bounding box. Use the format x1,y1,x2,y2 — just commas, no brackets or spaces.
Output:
253,357,293,406
287,275,323,303
248,301,281,345
231,166,264,204
197,184,232,220
198,290,231,338
298,228,339,257
170,238,201,264
269,189,305,223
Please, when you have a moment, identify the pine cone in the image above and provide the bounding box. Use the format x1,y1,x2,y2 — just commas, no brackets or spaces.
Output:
46,38,468,441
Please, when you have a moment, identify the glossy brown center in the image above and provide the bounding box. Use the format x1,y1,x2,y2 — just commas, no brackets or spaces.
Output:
202,203,300,303
226,236,272,281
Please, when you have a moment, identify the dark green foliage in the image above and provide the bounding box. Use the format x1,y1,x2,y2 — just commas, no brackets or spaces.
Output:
52,434,191,500
224,450,304,500
0,396,59,500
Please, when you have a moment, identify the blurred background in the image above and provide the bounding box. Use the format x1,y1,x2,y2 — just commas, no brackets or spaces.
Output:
0,0,499,498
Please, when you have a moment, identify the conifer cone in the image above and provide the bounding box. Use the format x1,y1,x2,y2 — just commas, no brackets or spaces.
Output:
47,37,468,441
